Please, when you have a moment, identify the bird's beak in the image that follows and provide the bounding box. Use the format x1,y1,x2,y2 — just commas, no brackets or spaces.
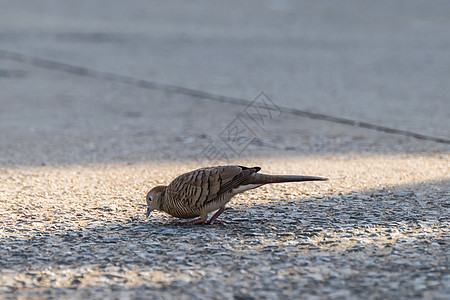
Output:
146,206,152,218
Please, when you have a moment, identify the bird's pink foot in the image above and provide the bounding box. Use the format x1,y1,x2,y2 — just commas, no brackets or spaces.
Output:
206,219,227,225
206,206,226,225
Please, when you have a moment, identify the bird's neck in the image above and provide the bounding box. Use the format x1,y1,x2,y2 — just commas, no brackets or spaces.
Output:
155,189,167,212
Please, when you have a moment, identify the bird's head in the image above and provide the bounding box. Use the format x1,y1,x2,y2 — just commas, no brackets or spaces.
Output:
145,185,167,218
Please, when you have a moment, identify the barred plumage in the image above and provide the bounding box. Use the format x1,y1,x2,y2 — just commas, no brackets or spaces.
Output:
146,165,327,225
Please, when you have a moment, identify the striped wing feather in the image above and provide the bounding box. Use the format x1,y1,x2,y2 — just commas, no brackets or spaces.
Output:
165,166,260,208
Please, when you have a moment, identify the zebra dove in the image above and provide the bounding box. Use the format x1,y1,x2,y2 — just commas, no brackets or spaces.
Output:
146,165,327,225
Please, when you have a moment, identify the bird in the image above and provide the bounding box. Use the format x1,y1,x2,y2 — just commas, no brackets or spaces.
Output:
145,165,327,225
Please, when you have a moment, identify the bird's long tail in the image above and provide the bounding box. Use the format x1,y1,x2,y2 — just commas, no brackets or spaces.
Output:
253,174,328,184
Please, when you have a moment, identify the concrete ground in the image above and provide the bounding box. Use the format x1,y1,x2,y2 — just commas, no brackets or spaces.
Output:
0,1,449,299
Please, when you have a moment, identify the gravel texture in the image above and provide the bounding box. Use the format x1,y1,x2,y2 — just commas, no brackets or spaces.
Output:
1,156,448,299
1,25,449,299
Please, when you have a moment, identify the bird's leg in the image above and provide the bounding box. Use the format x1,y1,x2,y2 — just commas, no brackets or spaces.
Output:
173,216,207,225
207,206,226,225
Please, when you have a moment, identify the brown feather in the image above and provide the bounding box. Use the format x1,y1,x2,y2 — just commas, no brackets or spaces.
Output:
146,165,327,223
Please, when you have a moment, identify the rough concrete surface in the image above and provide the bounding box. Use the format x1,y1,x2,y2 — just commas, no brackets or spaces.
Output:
0,156,449,299
1,1,449,299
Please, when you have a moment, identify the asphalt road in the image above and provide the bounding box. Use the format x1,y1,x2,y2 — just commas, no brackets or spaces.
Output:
1,0,449,141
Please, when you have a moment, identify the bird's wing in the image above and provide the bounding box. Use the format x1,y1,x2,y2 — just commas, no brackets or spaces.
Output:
165,166,261,206
215,166,261,196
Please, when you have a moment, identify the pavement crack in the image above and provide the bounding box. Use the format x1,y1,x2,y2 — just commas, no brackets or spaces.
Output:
0,49,448,145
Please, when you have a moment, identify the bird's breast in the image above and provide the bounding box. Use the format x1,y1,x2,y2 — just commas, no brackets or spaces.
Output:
164,206,201,219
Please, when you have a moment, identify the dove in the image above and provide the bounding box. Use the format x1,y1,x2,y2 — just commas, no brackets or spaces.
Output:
146,165,327,225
